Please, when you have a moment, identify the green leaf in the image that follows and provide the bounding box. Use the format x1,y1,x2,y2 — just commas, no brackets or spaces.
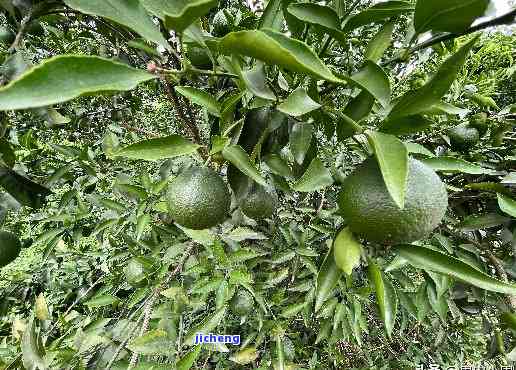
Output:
292,158,333,192
114,135,199,161
342,61,391,108
230,347,260,365
414,0,489,34
278,87,321,117
458,213,510,231
136,214,151,241
157,0,217,33
64,0,169,48
333,227,363,275
287,3,346,44
404,142,434,157
365,21,395,63
175,86,221,117
366,131,408,209
336,112,363,141
388,37,478,119
21,318,46,370
343,90,374,122
0,138,15,168
219,30,341,83
222,145,267,186
368,261,397,338
315,244,343,312
259,0,284,31
35,293,50,321
128,329,171,355
343,1,414,32
84,294,119,308
380,115,434,135
498,194,516,218
0,55,155,111
425,101,470,116
0,167,50,208
290,122,314,165
184,306,227,345
280,301,308,318
422,157,495,175
176,346,202,370
263,154,293,178
241,64,276,101
397,245,516,295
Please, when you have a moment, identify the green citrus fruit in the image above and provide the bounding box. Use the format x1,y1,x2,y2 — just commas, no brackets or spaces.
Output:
186,45,212,70
230,289,254,316
0,26,14,45
166,166,230,230
240,183,278,220
338,157,448,244
212,10,231,37
0,231,21,268
448,123,480,151
469,112,489,136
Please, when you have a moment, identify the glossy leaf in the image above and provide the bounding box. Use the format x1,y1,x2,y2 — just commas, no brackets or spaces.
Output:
184,306,227,345
333,227,363,275
315,244,343,312
290,122,314,165
498,194,516,218
287,3,346,44
162,0,217,33
222,145,267,186
219,30,341,83
366,131,408,209
128,329,171,355
336,112,363,141
343,90,374,122
0,56,155,111
230,347,260,365
344,1,414,32
84,294,119,308
0,167,50,208
365,21,395,63
64,0,169,48
263,154,293,178
259,0,283,31
114,135,199,161
380,115,434,135
292,158,333,192
368,261,397,338
242,64,276,101
389,37,478,119
175,86,221,116
176,346,202,370
404,142,434,157
35,293,50,321
397,245,516,295
342,61,391,108
414,0,489,34
422,157,495,175
278,87,321,117
458,213,510,231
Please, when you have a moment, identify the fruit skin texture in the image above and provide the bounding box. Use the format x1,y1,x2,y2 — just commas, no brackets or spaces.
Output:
230,289,254,316
448,123,480,151
469,112,489,136
338,158,448,245
0,26,14,45
0,231,21,268
212,10,231,37
240,183,278,220
166,166,230,230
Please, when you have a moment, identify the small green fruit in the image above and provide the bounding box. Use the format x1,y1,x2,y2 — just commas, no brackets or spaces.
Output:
230,289,254,316
0,231,21,268
166,166,230,230
448,123,480,151
240,183,278,220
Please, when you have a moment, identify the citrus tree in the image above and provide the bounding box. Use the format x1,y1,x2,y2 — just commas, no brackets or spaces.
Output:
0,0,515,369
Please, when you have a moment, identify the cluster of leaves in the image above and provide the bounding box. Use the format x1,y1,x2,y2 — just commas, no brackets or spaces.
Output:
0,0,515,369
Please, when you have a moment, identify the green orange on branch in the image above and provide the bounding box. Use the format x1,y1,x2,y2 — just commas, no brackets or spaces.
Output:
166,166,230,230
448,123,480,151
240,183,278,220
338,157,448,245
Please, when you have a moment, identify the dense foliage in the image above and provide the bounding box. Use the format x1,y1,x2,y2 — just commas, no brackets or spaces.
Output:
0,0,515,369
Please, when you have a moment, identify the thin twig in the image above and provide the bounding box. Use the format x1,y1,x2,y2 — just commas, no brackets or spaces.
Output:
8,9,33,53
128,244,195,369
